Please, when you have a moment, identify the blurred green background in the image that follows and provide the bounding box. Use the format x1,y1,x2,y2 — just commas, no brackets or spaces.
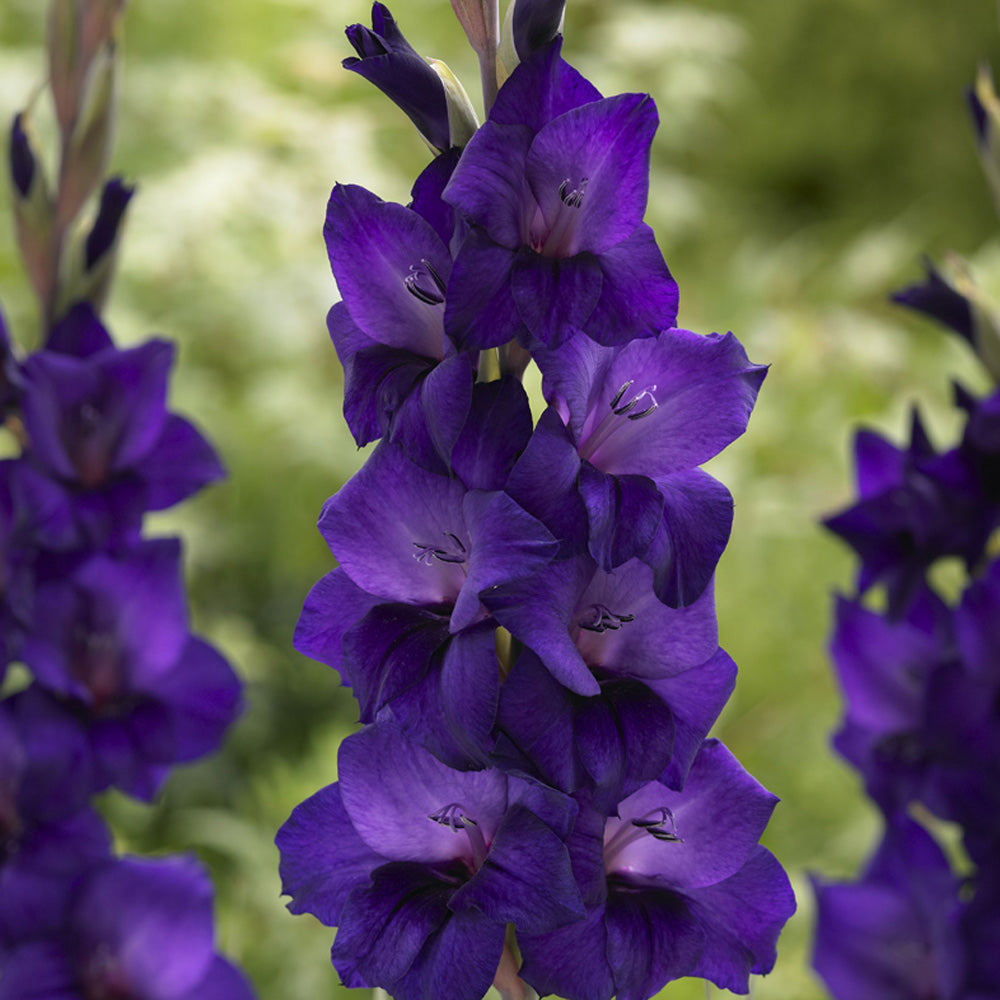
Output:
1,1,998,997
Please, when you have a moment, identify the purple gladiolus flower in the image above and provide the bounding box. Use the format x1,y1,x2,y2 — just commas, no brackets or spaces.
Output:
20,539,242,799
518,739,795,1000
0,854,255,1000
529,327,766,604
20,305,224,547
324,183,474,470
824,412,996,618
276,724,584,1000
344,3,453,153
812,814,963,1000
443,40,679,350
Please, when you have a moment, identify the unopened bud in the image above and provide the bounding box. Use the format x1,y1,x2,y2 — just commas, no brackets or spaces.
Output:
8,113,55,304
80,0,128,67
47,0,80,132
428,60,479,147
969,63,1000,220
58,39,118,228
450,0,492,54
499,0,564,81
72,176,135,313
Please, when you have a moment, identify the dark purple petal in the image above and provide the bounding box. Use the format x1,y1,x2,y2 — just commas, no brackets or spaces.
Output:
854,428,905,499
645,469,733,607
450,376,533,491
451,805,584,933
385,902,506,1000
512,0,565,61
648,649,737,790
685,847,796,990
293,569,382,686
444,122,536,250
578,464,663,570
410,147,462,247
0,941,78,999
175,956,256,1000
519,905,615,1000
443,230,523,349
526,92,657,255
584,225,679,343
135,414,225,510
9,113,35,197
84,176,135,271
511,249,603,346
454,489,558,631
276,782,383,926
604,889,704,1000
891,258,974,345
44,302,115,357
325,184,451,358
505,408,588,555
337,724,507,864
956,555,1000,678
489,38,602,132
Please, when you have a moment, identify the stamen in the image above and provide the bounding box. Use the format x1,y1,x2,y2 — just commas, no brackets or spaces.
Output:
429,802,489,869
578,382,660,463
610,380,633,410
558,177,589,208
404,259,447,305
413,532,468,565
578,603,635,634
631,806,683,842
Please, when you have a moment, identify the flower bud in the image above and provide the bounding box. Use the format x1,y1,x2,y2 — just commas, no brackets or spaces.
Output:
969,63,1000,220
499,0,565,81
427,59,479,148
344,3,452,153
8,113,55,304
58,38,118,228
73,175,135,313
47,0,80,132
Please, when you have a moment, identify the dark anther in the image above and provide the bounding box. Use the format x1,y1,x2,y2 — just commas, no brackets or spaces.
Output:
429,802,476,832
610,380,634,410
578,603,635,633
404,259,447,305
413,532,468,565
627,401,658,420
631,806,683,843
558,177,589,208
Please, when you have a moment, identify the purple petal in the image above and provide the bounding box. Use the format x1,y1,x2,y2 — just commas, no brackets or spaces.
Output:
73,855,216,999
649,649,737,789
604,889,704,1000
337,724,508,864
685,847,796,990
319,442,468,606
512,0,566,60
293,569,382,685
607,740,778,889
44,302,114,357
645,469,733,607
519,905,615,1000
135,414,225,510
854,428,905,499
175,956,256,1000
276,782,383,926
575,329,765,478
451,805,584,932
450,376,533,491
578,464,664,570
443,231,523,349
325,184,451,358
443,122,535,250
526,92,657,255
410,148,462,247
511,249,603,346
0,941,78,999
453,490,558,632
585,225,679,343
489,38,602,132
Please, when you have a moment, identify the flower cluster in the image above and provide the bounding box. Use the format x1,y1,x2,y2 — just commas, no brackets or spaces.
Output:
1,3,252,996
813,54,1000,1000
278,4,795,999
